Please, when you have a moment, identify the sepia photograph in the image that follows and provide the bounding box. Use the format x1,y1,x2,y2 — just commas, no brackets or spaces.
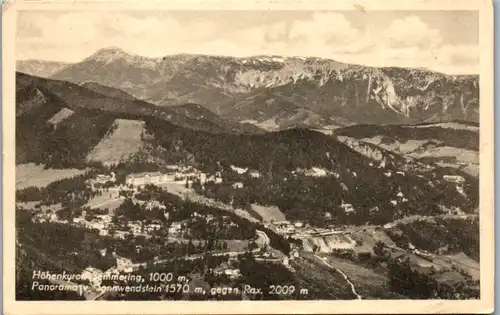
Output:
2,0,494,314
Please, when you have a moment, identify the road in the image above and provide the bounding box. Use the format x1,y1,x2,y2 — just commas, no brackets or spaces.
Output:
255,230,270,247
313,254,362,300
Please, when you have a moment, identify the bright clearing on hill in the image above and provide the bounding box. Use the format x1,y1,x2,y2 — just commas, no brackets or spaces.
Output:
249,204,287,223
47,108,75,126
16,163,86,189
86,119,146,166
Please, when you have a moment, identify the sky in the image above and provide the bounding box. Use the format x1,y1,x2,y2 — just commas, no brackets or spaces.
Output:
17,10,479,74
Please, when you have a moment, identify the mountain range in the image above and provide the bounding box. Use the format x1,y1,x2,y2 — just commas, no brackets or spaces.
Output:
17,47,479,130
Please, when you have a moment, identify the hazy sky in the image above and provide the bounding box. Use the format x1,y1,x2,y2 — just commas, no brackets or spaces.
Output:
17,10,479,74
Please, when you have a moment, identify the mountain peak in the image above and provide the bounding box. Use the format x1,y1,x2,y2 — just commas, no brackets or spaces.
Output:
85,47,141,64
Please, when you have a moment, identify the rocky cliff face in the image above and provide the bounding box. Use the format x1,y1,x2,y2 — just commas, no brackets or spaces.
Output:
43,47,479,126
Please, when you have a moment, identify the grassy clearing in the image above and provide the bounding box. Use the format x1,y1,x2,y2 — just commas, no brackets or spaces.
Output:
16,163,86,190
86,119,146,166
249,204,286,222
47,108,75,125
322,255,405,299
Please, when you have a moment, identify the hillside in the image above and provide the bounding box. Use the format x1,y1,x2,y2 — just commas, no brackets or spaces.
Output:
334,122,479,177
221,90,348,131
80,81,138,101
16,60,71,78
169,103,264,134
86,119,147,166
49,47,479,126
16,72,262,135
143,118,479,226
15,91,479,225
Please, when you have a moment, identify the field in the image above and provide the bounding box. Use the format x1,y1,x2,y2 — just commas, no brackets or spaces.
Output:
321,255,406,299
16,163,86,189
349,229,396,248
47,107,75,125
440,252,480,281
17,201,63,212
86,119,146,166
85,194,124,213
294,253,405,299
249,204,287,222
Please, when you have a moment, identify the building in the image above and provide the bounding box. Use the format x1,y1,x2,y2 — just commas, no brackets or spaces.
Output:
128,221,142,234
168,222,182,235
145,223,162,233
340,203,355,214
294,221,304,228
282,257,289,266
199,173,207,184
223,269,242,279
116,256,134,273
369,206,380,214
249,170,261,178
81,267,103,288
232,182,244,189
73,217,85,224
383,223,395,229
125,172,162,187
95,172,116,184
443,175,465,184
96,215,112,223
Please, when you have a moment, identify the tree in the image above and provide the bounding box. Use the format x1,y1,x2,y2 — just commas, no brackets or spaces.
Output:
373,241,385,256
248,241,259,251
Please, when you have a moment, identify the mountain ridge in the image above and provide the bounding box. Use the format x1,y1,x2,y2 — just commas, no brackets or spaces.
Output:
17,46,480,127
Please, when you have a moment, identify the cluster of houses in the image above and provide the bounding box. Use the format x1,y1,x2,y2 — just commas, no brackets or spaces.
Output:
124,167,224,188
73,212,112,235
265,220,305,235
80,253,142,289
87,172,116,186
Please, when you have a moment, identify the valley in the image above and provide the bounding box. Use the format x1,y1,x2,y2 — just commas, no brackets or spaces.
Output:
15,48,480,301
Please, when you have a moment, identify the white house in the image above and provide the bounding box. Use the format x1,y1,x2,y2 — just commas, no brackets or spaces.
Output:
128,221,142,234
294,221,304,228
168,222,182,235
249,171,261,178
443,175,465,184
232,182,244,189
95,172,116,184
340,203,355,214
145,223,162,233
116,256,134,272
126,172,162,187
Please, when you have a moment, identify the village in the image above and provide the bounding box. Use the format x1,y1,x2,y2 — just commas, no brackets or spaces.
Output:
28,162,470,255
20,162,478,299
